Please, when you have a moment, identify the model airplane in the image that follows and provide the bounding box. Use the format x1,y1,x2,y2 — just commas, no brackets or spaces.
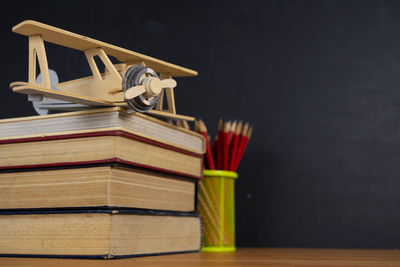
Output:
9,20,197,121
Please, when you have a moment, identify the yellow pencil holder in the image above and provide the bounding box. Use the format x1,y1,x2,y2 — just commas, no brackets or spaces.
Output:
198,170,238,252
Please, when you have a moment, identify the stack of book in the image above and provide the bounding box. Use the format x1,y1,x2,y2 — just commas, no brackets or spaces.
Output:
0,107,204,259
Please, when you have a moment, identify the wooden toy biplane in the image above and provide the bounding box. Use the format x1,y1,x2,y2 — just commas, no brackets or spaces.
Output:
9,20,197,121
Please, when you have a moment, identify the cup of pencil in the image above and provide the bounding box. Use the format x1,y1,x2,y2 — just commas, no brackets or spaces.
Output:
195,119,252,252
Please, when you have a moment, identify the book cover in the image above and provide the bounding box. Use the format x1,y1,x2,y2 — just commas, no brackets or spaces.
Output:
0,209,202,259
0,163,198,212
0,130,203,179
0,107,205,154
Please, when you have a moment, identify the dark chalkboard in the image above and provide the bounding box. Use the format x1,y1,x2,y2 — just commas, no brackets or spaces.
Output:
1,0,400,248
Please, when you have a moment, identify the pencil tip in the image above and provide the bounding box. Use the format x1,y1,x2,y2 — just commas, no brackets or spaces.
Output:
247,126,253,138
242,123,249,135
223,121,231,132
198,119,207,132
218,119,223,131
230,120,237,132
182,120,190,130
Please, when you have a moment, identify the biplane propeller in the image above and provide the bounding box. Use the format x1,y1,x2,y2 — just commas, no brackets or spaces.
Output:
9,20,197,121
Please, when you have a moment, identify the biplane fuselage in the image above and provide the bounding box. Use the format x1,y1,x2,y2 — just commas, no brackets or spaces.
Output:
9,20,197,121
52,63,128,104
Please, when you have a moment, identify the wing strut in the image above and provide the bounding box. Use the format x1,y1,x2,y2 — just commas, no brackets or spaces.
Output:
29,35,50,89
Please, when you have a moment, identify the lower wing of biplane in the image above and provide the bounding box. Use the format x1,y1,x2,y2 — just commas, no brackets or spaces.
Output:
9,20,197,121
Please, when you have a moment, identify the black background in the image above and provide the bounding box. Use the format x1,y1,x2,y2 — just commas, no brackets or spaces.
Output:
1,0,400,248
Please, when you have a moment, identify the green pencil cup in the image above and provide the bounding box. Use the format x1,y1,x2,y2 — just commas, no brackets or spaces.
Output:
198,170,238,252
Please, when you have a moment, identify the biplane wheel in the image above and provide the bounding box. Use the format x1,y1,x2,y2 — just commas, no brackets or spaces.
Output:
123,65,162,112
32,69,91,115
33,69,59,115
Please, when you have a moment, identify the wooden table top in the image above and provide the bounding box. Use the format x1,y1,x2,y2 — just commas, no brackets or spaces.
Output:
1,248,400,266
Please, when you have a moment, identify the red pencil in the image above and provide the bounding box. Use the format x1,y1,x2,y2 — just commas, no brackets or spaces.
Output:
222,121,231,170
212,134,218,162
216,119,223,169
199,119,215,170
233,123,248,171
227,120,237,147
234,125,252,171
229,121,243,171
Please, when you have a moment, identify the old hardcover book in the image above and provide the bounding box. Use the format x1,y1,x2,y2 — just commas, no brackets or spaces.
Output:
0,131,203,179
0,107,205,154
0,209,201,259
0,164,196,212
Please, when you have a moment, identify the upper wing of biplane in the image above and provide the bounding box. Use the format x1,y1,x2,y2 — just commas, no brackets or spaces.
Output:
12,20,197,77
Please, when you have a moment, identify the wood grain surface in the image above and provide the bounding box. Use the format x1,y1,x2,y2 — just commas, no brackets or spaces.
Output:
1,248,400,266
